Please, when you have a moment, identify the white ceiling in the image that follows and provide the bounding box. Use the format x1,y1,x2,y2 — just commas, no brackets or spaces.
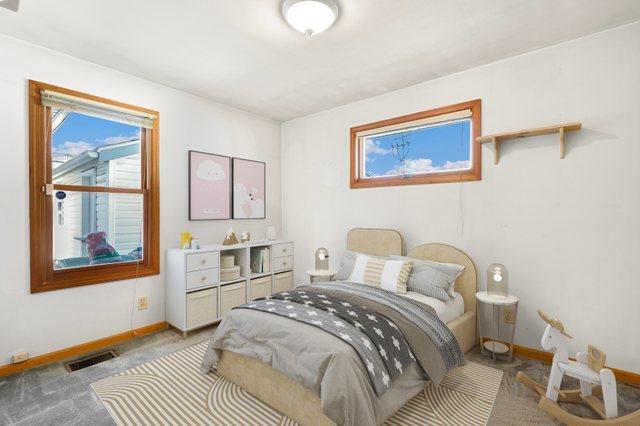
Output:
1,1,639,121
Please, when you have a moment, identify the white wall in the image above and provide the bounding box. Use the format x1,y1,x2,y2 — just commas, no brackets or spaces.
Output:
282,23,640,372
0,34,282,365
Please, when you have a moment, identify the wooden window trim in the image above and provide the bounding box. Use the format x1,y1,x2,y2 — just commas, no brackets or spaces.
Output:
29,80,160,293
349,99,481,189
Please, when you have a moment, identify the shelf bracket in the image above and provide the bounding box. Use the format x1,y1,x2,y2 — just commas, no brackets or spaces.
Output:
493,138,499,165
559,127,565,159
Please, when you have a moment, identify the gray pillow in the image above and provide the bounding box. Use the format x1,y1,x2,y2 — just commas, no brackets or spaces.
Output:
334,250,358,280
390,255,465,302
334,250,385,281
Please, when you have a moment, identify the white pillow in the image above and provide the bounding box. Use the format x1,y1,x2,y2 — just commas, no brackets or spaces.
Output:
349,254,413,294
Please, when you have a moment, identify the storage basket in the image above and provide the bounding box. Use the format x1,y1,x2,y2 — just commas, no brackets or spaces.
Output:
220,255,235,269
220,265,241,281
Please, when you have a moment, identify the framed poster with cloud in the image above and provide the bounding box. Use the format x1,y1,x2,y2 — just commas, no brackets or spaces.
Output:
233,158,266,219
189,151,232,220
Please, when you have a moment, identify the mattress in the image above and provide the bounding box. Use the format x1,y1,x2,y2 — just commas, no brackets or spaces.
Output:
402,291,465,324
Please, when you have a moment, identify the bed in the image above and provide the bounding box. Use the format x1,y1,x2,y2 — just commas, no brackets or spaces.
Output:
201,228,477,425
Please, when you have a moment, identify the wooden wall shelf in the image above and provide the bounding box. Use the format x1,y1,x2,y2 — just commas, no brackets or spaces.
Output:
477,122,582,164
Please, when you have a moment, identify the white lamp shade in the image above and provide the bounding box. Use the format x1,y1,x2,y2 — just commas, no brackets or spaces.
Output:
282,0,339,37
315,247,329,270
487,263,508,296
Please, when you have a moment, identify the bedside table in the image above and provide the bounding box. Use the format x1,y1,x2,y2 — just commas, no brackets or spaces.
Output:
476,291,519,361
305,269,337,283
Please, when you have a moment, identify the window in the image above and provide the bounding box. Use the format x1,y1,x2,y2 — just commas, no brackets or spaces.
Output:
350,99,481,188
29,81,159,292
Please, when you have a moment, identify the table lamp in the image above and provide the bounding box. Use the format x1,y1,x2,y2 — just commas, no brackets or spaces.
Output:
315,247,329,270
487,263,508,296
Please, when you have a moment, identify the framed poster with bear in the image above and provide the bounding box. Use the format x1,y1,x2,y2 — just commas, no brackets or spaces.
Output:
232,158,266,219
189,151,232,220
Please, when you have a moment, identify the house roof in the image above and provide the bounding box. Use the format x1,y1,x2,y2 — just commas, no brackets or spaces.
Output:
52,138,140,178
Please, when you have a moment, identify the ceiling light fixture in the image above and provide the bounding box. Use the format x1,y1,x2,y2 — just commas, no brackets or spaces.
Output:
282,0,339,38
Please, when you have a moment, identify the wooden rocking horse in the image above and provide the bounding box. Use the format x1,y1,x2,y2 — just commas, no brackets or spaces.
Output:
516,310,640,425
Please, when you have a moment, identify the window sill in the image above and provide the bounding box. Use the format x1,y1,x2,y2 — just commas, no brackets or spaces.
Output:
31,263,160,293
350,169,481,189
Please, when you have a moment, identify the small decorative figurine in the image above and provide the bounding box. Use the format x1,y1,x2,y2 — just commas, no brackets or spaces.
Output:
265,226,277,241
223,228,239,245
190,237,200,250
240,231,251,243
180,232,192,249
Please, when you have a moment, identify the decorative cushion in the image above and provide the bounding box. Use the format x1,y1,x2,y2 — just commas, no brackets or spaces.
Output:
334,250,358,281
390,255,465,301
349,254,413,294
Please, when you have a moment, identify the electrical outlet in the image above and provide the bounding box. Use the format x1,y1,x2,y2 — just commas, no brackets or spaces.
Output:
137,296,148,311
12,351,29,364
503,307,516,324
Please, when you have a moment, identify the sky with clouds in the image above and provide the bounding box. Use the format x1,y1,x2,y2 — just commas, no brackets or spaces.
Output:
52,112,140,157
364,119,471,176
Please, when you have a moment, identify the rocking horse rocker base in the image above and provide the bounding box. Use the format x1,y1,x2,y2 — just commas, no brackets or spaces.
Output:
517,372,640,425
516,310,640,425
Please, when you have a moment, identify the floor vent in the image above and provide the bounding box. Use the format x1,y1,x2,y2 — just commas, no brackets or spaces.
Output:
65,350,118,372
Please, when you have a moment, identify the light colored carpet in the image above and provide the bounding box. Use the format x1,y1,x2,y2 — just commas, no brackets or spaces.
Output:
91,342,502,425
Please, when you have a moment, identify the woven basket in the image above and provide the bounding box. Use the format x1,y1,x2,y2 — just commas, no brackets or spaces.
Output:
220,265,241,281
220,255,235,269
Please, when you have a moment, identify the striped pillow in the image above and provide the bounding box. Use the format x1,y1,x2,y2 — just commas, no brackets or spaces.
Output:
349,254,413,294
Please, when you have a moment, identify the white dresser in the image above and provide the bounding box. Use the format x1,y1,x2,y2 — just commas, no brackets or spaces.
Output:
166,240,294,336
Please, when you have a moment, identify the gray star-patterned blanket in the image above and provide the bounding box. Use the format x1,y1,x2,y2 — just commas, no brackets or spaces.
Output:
236,283,464,396
238,289,413,396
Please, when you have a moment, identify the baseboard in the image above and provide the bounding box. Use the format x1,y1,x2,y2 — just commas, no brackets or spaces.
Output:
0,321,168,377
480,338,639,388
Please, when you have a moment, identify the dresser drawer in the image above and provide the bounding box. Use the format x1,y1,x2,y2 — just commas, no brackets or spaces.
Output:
186,251,218,272
273,271,293,293
250,276,272,300
220,282,247,317
274,256,293,272
186,268,219,290
187,288,217,329
272,243,293,258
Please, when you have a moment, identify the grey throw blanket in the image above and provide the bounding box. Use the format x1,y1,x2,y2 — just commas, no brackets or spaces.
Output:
312,282,465,374
238,289,415,396
237,282,464,393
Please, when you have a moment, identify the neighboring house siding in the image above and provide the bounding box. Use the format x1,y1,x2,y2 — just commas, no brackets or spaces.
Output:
95,162,110,243
52,142,142,262
109,154,142,255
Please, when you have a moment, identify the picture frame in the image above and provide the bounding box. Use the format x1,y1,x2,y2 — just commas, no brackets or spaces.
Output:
232,157,266,219
188,150,232,220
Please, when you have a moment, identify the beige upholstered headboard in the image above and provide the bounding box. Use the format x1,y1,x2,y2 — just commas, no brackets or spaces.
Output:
406,243,477,314
346,229,477,314
347,228,403,257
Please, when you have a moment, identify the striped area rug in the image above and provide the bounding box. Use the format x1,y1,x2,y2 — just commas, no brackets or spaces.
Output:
92,342,502,425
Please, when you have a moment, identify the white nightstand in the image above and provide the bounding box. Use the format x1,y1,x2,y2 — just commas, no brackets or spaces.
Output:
305,269,337,283
476,291,519,361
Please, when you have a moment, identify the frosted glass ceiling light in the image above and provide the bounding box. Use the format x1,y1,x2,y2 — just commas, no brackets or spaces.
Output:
282,0,339,37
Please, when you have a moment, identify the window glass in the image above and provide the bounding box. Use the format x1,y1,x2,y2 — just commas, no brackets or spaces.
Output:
362,119,471,178
51,110,141,189
52,190,143,269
